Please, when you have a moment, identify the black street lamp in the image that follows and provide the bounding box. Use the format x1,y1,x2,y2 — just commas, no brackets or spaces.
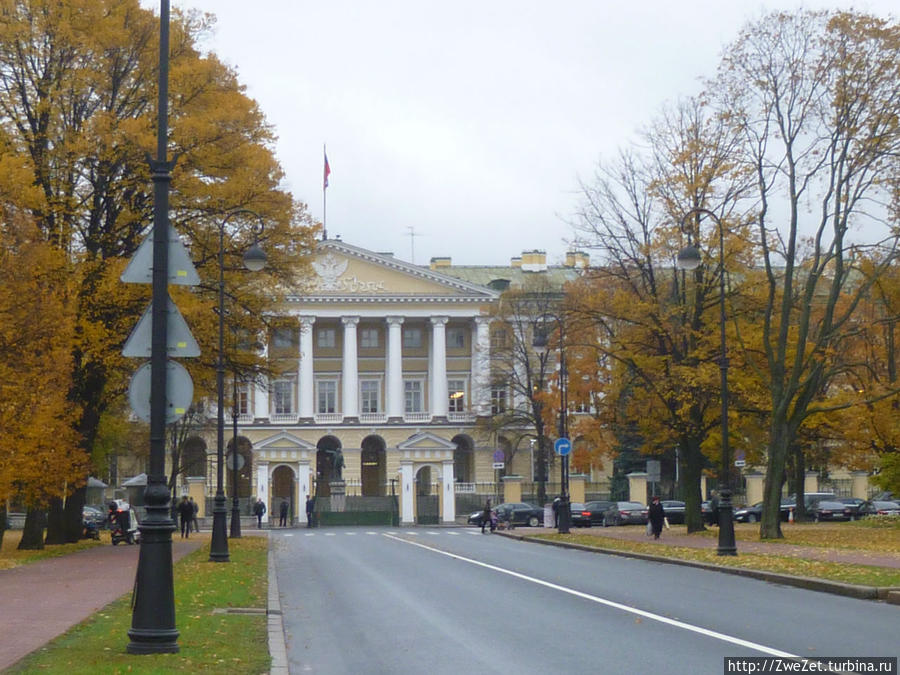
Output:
533,320,570,534
677,207,737,556
209,210,266,562
230,375,243,539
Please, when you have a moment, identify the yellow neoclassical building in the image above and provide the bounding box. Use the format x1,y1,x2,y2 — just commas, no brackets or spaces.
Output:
177,239,587,526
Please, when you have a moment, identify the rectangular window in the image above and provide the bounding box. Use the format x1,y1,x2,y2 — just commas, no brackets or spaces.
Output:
273,380,294,415
491,387,507,415
360,380,380,413
272,327,293,348
235,382,250,415
448,379,466,413
360,327,379,348
404,380,423,413
402,327,422,349
317,380,337,414
490,327,508,350
447,327,466,349
317,328,336,348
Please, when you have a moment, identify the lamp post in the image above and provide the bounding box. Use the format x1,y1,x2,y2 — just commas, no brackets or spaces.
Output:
676,207,737,556
531,328,549,509
209,210,266,562
533,319,570,534
230,375,242,539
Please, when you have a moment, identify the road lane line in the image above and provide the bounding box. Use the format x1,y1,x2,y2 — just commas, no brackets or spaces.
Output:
383,533,797,658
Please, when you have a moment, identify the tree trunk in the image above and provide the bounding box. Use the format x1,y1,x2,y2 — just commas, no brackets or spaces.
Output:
17,508,46,550
761,430,789,539
0,503,7,549
680,440,707,533
44,496,66,545
63,486,87,543
791,445,806,522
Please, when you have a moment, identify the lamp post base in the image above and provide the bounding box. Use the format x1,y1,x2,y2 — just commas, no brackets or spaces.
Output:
557,497,571,534
230,499,242,538
716,489,737,556
209,494,230,562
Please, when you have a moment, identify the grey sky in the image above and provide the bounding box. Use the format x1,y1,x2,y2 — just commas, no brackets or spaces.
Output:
160,0,897,266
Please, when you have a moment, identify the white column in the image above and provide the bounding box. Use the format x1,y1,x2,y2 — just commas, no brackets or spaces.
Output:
298,316,315,419
472,316,491,416
256,461,270,524
341,316,360,419
253,342,269,418
386,316,404,420
298,460,311,525
400,461,414,524
441,459,456,524
430,316,449,419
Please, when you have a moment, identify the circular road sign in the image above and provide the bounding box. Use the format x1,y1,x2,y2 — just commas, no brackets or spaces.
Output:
554,438,572,456
128,360,194,424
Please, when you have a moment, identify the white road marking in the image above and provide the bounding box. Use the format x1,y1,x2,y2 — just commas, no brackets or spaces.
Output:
345,532,357,536
383,533,798,659
447,531,459,535
324,533,336,536
283,533,294,537
304,533,315,537
366,531,378,535
428,531,440,535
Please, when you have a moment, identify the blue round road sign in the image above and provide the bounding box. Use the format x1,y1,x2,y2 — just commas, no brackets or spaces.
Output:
554,438,571,456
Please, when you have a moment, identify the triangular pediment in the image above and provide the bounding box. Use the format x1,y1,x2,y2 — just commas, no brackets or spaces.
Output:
254,431,317,451
292,240,498,303
397,432,458,451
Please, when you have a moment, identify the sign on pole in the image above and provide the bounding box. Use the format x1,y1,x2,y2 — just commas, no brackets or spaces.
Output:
554,438,571,456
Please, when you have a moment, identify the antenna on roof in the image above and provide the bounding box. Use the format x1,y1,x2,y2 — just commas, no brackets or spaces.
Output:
406,226,424,263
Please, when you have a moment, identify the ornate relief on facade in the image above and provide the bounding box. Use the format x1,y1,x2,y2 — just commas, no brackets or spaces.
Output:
312,252,386,292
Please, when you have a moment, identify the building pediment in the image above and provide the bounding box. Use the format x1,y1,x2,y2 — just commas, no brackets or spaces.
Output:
291,240,499,304
397,432,458,451
254,431,317,451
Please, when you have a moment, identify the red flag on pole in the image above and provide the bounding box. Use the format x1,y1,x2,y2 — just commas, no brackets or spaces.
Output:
323,150,331,190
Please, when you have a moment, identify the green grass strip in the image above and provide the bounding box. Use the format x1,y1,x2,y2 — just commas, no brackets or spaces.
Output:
6,536,270,674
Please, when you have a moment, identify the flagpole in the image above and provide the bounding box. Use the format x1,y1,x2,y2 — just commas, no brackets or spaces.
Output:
322,145,328,241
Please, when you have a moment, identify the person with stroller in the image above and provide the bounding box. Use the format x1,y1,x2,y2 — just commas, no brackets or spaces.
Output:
481,498,496,534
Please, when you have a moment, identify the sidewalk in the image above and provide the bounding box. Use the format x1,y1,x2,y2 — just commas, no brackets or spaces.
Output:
0,537,203,671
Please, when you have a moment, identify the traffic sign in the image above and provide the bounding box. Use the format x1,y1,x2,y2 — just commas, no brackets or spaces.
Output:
121,225,200,285
122,295,201,358
492,462,505,470
128,360,194,424
554,438,571,456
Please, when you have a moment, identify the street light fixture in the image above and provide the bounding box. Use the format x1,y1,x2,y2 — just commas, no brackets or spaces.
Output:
533,319,571,534
676,207,737,556
209,209,266,562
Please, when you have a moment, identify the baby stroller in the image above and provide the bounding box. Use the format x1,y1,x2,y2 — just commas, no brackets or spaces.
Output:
108,500,139,545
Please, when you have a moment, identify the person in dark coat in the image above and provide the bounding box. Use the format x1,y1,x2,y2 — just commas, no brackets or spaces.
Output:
190,497,200,532
648,496,665,540
253,498,266,528
305,495,315,528
708,490,720,526
481,498,494,534
177,496,193,539
279,499,289,527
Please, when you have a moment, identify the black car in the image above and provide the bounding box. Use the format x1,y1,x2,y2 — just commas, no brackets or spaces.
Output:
837,497,865,519
467,502,543,528
733,502,763,523
602,501,648,526
569,502,592,527
660,500,685,525
583,500,615,526
856,500,900,518
82,505,106,527
810,500,853,522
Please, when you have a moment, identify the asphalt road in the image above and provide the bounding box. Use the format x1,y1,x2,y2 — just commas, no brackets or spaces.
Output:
272,527,898,675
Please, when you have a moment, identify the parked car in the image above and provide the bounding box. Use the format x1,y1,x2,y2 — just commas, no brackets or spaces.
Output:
569,502,593,527
837,497,865,519
467,502,543,528
583,500,615,526
810,500,853,522
701,501,716,524
660,500,685,525
602,501,648,526
856,500,900,518
733,502,763,523
82,505,106,528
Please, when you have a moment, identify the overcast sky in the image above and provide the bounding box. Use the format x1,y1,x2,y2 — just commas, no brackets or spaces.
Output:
158,1,897,266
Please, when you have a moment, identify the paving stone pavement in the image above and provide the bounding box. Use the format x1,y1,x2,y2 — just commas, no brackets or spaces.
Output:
0,536,203,671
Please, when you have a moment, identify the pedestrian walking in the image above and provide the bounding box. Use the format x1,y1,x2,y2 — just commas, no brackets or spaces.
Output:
709,490,720,526
552,495,561,527
279,499,289,527
190,497,200,532
177,495,193,539
648,495,665,540
253,498,266,528
305,495,315,528
481,498,495,534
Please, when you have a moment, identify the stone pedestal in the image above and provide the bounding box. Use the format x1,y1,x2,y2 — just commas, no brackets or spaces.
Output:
330,480,346,512
744,471,764,506
569,474,586,504
502,475,522,503
627,472,648,504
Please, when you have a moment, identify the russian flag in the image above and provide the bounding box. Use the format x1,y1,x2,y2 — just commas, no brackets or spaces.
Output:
323,150,331,190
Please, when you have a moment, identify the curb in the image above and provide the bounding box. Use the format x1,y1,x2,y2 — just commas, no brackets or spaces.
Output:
497,531,900,602
267,533,289,675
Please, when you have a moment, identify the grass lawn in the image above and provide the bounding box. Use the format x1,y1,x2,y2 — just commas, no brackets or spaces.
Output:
0,529,105,570
531,519,900,588
6,535,270,675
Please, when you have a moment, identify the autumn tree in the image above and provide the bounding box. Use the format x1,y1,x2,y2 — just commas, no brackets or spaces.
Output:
711,10,900,537
0,1,317,542
567,96,754,532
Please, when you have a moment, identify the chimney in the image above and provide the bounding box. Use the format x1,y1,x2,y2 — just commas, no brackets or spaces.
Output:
430,256,451,270
520,249,547,272
565,251,590,269
510,256,522,268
